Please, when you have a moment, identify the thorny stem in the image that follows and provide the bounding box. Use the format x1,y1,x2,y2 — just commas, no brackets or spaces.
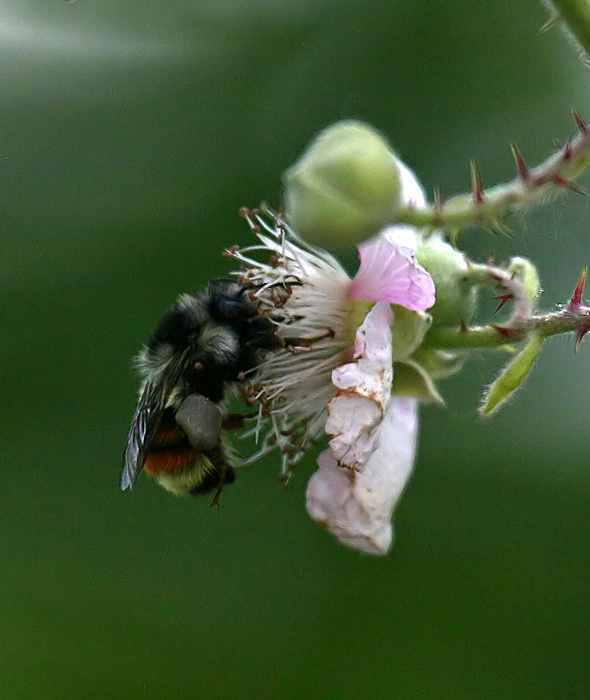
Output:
546,0,590,61
393,4,590,237
424,306,590,349
423,261,590,349
463,263,534,322
392,113,590,236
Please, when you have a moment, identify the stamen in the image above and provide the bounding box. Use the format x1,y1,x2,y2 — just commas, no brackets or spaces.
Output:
226,206,352,474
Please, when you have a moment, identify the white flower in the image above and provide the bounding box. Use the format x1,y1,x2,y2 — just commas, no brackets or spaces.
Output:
307,396,419,555
229,164,435,555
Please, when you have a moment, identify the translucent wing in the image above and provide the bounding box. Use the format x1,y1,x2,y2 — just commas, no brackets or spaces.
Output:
121,349,190,490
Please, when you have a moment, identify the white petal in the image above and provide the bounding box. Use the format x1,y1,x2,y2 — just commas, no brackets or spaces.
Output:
325,302,393,470
306,397,419,555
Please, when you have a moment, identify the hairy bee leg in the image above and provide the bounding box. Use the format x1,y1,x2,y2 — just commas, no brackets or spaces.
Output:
175,393,223,451
208,462,236,507
209,480,224,507
222,411,258,430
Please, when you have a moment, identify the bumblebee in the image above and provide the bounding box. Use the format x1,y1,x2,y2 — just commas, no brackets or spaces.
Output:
121,279,280,499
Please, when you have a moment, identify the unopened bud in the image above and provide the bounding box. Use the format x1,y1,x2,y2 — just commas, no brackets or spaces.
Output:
416,237,476,327
283,121,408,247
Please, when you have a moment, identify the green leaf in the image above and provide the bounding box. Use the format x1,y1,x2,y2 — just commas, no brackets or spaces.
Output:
479,334,543,417
390,306,432,361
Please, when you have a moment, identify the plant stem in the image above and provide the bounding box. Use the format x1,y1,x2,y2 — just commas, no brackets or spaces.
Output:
393,116,590,235
424,306,590,349
546,0,590,60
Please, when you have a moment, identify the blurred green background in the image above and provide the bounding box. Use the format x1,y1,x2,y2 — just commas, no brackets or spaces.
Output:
1,1,589,698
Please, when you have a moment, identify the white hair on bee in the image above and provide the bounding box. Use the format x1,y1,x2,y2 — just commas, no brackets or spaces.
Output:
135,343,171,377
197,325,240,365
176,293,209,326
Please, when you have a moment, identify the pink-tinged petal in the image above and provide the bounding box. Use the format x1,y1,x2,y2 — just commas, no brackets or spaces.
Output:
306,397,419,555
326,302,393,470
349,226,435,312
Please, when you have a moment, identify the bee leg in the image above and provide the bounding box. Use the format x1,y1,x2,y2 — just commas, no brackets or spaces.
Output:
209,480,224,508
188,472,226,504
207,458,235,507
222,412,258,431
175,394,223,451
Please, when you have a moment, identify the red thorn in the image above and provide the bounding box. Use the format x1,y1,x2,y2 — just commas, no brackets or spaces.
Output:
553,174,585,194
570,182,586,195
486,269,503,283
553,174,569,187
470,159,485,204
561,140,573,161
569,266,587,311
510,143,530,182
575,324,590,352
460,320,468,333
493,294,513,313
573,109,590,136
490,324,519,340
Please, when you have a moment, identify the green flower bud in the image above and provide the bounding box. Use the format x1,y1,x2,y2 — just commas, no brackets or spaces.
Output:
416,237,477,327
283,121,404,247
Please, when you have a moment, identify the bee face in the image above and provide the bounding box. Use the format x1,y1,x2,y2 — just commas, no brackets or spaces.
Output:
121,279,279,499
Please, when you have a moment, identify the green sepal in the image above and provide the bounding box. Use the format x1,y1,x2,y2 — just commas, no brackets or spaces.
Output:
479,334,543,417
391,306,432,361
392,359,445,405
506,256,541,310
417,237,477,327
411,347,466,380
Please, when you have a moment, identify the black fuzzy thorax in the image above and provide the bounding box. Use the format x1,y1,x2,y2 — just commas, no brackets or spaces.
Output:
147,280,280,403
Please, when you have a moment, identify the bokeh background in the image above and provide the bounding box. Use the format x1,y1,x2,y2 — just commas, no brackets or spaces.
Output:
1,1,589,698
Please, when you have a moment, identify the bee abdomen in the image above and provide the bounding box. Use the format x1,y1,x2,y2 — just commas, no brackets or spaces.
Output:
145,416,235,497
189,440,235,496
189,462,235,496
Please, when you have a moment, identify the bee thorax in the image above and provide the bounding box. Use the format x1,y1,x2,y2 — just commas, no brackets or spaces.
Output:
197,324,240,365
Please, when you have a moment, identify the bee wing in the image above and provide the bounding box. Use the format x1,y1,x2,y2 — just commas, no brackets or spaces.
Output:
121,349,190,490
